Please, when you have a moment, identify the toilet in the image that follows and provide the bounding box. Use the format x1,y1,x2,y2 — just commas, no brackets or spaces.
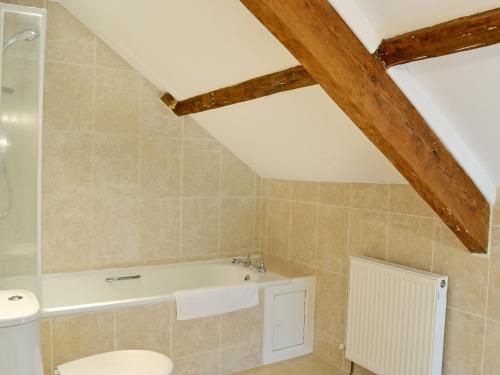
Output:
0,289,173,375
55,350,173,375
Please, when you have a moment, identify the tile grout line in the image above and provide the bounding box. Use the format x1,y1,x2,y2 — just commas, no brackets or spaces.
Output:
113,310,117,351
49,318,53,373
178,116,185,258
89,33,97,270
480,209,494,375
218,141,223,255
288,182,293,261
313,183,320,270
219,314,222,375
385,185,390,260
169,303,174,359
136,63,143,263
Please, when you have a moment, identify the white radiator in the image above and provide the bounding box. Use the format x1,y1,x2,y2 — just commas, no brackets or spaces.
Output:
346,256,447,375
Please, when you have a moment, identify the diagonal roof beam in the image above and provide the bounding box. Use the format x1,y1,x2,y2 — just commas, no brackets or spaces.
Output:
161,65,316,116
241,0,490,253
376,8,500,67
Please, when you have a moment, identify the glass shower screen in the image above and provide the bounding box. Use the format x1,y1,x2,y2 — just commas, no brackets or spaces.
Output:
0,3,45,297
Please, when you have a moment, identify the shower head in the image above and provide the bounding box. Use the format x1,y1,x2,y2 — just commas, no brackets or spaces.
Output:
2,29,39,51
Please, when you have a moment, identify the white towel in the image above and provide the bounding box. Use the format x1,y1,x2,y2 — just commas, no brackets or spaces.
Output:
174,282,259,320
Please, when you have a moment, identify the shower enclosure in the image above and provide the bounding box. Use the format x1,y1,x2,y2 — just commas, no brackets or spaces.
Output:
0,3,45,297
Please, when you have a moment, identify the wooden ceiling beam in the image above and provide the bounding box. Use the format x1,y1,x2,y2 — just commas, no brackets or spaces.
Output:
161,65,316,116
376,8,500,67
241,0,490,252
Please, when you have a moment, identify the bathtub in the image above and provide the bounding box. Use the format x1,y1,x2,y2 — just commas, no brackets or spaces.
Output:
41,259,289,317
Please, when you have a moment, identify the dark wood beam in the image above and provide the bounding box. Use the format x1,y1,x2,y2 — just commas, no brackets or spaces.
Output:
376,8,500,67
241,0,490,252
161,65,316,116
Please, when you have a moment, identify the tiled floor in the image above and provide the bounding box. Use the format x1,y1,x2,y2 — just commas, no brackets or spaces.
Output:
233,355,346,375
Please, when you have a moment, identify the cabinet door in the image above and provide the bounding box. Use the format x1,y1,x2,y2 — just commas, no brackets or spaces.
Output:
272,290,306,351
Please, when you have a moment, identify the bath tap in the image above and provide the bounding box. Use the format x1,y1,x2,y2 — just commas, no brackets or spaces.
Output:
232,255,252,266
232,255,266,273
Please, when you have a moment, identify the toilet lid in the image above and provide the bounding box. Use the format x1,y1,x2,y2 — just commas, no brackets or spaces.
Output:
56,350,173,375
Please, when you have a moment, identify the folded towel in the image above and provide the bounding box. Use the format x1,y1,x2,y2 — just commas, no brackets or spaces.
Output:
174,282,259,320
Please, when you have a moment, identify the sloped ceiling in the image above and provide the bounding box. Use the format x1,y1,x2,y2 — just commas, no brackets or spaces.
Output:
58,0,500,193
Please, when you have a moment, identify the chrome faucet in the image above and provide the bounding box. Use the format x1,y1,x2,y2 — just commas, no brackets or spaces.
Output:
232,255,252,266
232,255,266,273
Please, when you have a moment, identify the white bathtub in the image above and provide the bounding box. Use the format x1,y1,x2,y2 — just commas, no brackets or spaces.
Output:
41,259,289,317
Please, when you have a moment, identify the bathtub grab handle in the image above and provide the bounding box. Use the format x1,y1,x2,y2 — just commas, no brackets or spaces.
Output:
105,275,141,282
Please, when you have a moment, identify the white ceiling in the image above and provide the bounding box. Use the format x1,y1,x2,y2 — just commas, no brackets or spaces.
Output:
58,0,500,194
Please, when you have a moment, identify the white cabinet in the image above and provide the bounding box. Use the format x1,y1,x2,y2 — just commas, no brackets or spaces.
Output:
263,276,315,364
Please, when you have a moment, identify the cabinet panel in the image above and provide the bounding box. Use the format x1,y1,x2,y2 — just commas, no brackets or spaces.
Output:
272,291,305,351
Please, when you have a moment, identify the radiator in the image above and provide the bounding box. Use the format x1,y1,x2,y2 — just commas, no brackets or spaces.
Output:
346,256,447,375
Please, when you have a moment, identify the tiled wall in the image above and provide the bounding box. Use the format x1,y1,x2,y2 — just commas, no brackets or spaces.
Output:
260,180,500,375
41,297,264,375
35,1,260,273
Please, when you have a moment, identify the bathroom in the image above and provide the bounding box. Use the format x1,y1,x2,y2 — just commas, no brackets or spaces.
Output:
1,1,500,375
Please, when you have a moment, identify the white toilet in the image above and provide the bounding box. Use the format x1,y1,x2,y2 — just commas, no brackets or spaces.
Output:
0,289,173,375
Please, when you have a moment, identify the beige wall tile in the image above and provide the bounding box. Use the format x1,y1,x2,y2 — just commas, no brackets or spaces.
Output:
290,202,317,266
284,354,345,374
313,330,347,371
433,223,489,316
221,340,263,374
183,116,213,139
42,198,91,273
255,175,262,197
315,269,346,341
352,364,377,375
387,214,434,271
442,308,484,375
181,198,219,256
41,319,52,375
173,351,220,375
221,149,255,197
42,131,92,200
182,139,221,197
318,182,350,206
389,184,434,217
493,190,500,227
95,37,133,70
349,209,387,260
266,199,290,258
483,319,500,375
221,302,263,347
259,199,268,251
140,136,182,198
92,198,139,268
287,259,315,278
52,311,114,367
44,61,93,132
94,68,140,134
255,198,261,250
317,205,349,275
139,198,180,263
292,181,318,203
93,134,139,199
487,251,500,320
220,198,255,253
116,302,171,355
491,227,500,251
265,179,292,200
172,314,220,358
350,183,389,211
264,254,291,277
46,2,95,65
141,79,182,138
3,0,45,6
